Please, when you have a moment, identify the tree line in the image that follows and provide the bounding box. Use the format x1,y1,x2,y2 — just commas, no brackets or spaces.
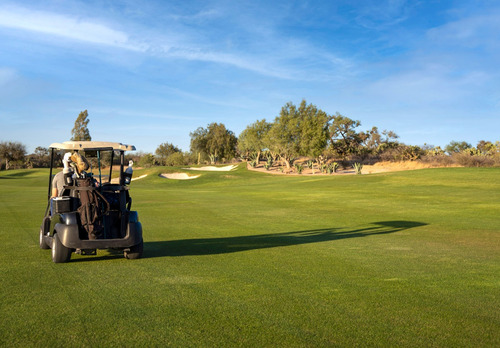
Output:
2,103,500,170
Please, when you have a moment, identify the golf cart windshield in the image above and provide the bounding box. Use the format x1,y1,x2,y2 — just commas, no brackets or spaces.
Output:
48,141,135,193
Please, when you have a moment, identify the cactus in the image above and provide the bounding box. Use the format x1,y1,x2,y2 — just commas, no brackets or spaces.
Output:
294,163,304,174
331,162,339,173
267,157,273,167
353,162,363,175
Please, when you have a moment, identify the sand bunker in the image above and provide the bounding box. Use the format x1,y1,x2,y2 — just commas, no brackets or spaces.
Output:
160,173,201,180
186,165,238,171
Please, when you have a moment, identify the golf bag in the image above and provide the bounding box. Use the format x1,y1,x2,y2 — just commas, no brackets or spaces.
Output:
76,178,110,239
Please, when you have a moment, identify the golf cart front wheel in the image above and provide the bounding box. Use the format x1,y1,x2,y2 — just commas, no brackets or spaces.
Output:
124,240,143,259
39,227,49,249
52,233,71,263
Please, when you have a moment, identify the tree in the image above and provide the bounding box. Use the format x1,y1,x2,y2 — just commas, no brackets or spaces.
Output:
361,127,400,158
266,102,302,169
71,110,91,141
265,100,329,169
445,141,472,155
327,113,363,159
190,127,208,164
477,140,495,155
190,123,237,164
0,141,27,170
363,127,398,150
155,142,181,166
28,146,51,168
237,119,271,163
296,101,329,160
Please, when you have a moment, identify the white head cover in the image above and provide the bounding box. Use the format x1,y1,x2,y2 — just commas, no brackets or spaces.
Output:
62,152,73,173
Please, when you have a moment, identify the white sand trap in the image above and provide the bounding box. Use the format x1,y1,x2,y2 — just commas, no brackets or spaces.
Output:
185,164,238,171
131,174,148,181
160,173,201,180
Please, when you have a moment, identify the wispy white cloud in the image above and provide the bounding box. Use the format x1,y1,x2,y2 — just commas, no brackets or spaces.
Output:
354,0,411,29
427,10,500,49
0,4,350,81
365,68,490,106
169,9,220,22
163,47,294,79
0,5,144,51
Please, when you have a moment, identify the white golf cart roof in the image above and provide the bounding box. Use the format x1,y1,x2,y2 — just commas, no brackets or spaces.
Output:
49,141,136,151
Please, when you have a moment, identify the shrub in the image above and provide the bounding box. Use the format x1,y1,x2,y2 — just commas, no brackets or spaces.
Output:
138,153,157,168
420,154,454,167
454,153,494,167
165,152,186,166
183,152,198,165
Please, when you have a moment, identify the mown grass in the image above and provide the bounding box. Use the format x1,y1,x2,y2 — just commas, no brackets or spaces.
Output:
0,165,498,347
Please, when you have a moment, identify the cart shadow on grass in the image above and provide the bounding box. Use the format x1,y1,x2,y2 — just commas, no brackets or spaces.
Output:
144,220,427,258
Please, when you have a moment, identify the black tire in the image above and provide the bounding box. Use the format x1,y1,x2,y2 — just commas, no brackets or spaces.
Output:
51,233,71,263
124,239,143,259
39,227,49,249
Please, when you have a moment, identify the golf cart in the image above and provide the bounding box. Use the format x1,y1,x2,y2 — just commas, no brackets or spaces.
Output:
39,141,143,263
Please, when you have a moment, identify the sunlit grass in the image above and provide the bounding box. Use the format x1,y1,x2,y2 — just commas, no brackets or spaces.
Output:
0,166,498,346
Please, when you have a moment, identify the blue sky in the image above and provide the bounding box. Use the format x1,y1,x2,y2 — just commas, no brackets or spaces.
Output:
0,0,499,153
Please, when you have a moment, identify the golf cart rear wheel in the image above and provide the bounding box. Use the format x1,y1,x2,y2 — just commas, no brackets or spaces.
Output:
124,240,143,259
39,227,49,249
52,233,71,263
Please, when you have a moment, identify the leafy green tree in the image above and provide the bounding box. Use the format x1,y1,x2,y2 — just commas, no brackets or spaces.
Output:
190,123,237,164
237,119,271,163
190,127,208,164
297,101,329,160
445,141,472,155
266,102,302,169
327,113,362,159
71,110,91,141
266,100,329,169
155,142,181,166
29,146,51,168
0,141,27,170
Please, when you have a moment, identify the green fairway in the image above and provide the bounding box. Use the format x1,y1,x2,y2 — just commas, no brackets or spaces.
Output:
0,165,499,347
